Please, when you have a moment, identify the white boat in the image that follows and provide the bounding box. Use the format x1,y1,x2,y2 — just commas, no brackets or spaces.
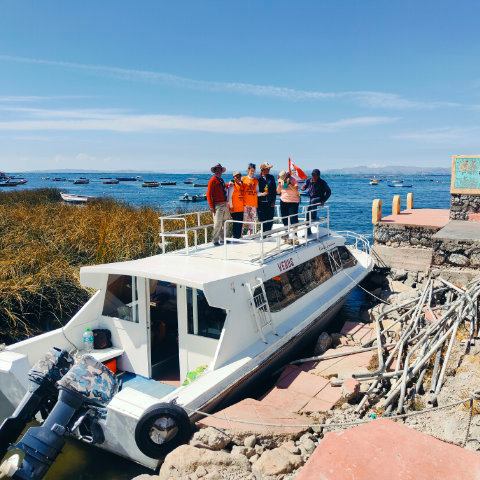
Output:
0,204,373,476
369,177,379,185
60,192,93,204
179,193,207,202
388,179,412,188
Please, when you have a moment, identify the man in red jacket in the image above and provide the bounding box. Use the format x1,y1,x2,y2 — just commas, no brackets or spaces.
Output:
207,163,230,245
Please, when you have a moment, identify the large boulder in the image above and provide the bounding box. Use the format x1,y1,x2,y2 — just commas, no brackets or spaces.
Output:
159,444,251,479
252,446,304,477
190,427,231,450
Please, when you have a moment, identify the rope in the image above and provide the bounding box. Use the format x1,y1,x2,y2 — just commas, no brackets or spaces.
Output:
184,392,478,429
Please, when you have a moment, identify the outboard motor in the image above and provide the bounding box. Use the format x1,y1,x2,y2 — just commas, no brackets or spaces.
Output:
0,348,73,460
1,355,117,480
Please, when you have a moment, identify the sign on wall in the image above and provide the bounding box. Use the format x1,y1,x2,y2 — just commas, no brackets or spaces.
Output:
451,155,480,194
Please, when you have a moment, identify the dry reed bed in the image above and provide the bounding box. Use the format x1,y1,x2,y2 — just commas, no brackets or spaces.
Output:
0,188,166,343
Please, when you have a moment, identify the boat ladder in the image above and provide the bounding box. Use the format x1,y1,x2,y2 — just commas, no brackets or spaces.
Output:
246,278,277,343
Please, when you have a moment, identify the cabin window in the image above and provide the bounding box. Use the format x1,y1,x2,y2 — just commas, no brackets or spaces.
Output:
186,288,226,340
338,246,358,269
262,252,333,312
102,274,139,322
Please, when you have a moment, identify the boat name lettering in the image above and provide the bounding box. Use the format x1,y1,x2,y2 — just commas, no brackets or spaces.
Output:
278,258,294,272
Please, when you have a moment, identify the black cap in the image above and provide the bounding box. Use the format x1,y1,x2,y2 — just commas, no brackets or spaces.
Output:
312,169,320,176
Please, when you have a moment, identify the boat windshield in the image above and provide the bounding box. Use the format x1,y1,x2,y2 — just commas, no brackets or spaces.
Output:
102,274,139,322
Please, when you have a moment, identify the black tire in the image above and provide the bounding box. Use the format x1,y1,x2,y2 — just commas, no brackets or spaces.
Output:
134,403,192,459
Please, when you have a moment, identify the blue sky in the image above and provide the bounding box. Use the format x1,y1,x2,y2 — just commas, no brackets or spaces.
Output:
0,0,479,172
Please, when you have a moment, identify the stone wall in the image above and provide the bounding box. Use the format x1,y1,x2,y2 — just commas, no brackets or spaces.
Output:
432,238,480,268
450,193,480,220
373,223,440,249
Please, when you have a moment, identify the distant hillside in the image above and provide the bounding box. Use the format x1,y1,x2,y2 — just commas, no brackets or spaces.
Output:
324,165,450,175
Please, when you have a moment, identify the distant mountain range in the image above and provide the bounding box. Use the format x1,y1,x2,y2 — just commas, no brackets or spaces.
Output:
324,165,450,175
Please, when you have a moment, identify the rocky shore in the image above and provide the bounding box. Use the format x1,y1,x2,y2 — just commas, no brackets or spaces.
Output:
134,268,480,480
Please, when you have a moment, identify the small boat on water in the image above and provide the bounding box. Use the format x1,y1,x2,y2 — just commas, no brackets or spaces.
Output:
369,177,379,185
160,181,176,186
0,179,25,187
52,177,67,182
0,204,372,477
179,193,207,202
142,181,160,188
116,176,137,182
73,178,90,185
60,192,93,204
388,179,413,188
193,183,208,187
183,177,197,185
103,179,120,185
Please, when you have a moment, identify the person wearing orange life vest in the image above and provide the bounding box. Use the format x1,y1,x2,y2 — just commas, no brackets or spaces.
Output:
242,163,268,235
227,171,245,239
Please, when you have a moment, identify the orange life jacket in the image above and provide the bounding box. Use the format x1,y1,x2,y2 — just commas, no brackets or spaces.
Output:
230,181,245,213
242,176,258,208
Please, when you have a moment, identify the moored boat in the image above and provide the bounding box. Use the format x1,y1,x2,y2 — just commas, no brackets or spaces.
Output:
179,193,207,202
369,177,379,185
0,179,23,187
160,181,176,186
116,176,137,182
388,179,412,188
103,179,120,185
183,177,196,184
0,205,373,477
73,178,90,185
142,181,160,188
193,183,208,187
60,192,93,204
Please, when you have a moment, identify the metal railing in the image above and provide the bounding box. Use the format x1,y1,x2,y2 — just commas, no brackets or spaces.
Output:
159,210,213,254
158,204,346,264
334,230,371,254
223,204,330,263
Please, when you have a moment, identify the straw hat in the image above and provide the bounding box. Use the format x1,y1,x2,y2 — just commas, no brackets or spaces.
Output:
232,171,241,177
278,170,287,180
260,162,273,170
211,163,226,173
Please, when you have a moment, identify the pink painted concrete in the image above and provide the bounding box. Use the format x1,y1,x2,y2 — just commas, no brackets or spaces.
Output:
311,346,375,378
341,321,375,344
380,208,450,228
296,419,480,480
198,398,310,436
468,212,480,222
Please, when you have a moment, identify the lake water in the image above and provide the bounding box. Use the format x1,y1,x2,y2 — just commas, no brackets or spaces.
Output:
1,171,451,478
6,171,451,239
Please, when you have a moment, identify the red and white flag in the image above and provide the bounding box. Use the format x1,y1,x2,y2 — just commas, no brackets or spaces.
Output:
288,158,307,181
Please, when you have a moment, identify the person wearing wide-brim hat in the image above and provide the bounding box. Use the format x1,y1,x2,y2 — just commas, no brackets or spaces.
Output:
257,162,276,233
207,163,230,245
227,170,245,239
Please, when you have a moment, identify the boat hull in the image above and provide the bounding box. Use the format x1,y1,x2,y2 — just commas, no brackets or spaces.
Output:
191,295,346,418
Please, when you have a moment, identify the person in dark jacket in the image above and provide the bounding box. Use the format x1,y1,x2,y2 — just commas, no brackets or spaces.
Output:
257,162,276,233
302,169,331,235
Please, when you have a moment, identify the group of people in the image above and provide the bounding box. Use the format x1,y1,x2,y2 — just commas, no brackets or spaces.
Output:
206,162,331,246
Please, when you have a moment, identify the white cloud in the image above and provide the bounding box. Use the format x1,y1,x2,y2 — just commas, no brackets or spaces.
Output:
0,54,456,110
0,107,397,134
393,126,478,143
